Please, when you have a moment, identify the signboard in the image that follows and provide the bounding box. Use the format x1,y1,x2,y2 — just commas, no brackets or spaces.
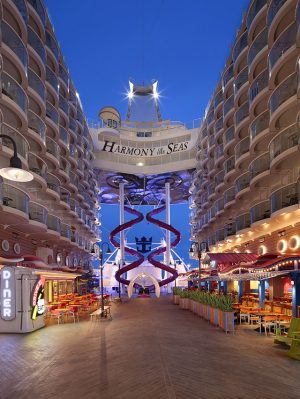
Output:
98,138,192,157
0,267,16,321
31,277,45,320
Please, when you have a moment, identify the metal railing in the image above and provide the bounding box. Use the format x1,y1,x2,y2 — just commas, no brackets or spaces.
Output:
29,202,47,224
269,123,300,161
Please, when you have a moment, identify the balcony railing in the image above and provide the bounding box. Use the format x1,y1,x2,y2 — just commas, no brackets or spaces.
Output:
223,64,234,87
236,213,251,231
59,95,69,116
71,230,78,244
225,156,235,174
271,183,299,213
28,0,46,26
69,144,78,160
70,171,79,187
215,228,225,242
249,69,269,104
28,110,46,143
46,102,59,125
224,186,235,205
224,126,235,145
270,72,297,113
60,188,70,206
69,90,77,108
214,90,223,109
215,117,223,133
61,223,71,239
28,27,46,63
248,27,268,67
46,173,61,194
29,202,47,224
233,31,248,63
11,0,28,23
208,205,216,221
234,67,248,95
0,184,29,214
249,152,270,179
223,95,234,117
1,123,29,160
267,0,287,26
269,21,297,71
235,137,250,161
208,182,216,197
28,69,45,101
46,136,59,158
70,198,79,213
2,72,27,112
59,126,70,148
247,0,267,30
206,110,214,126
59,64,69,87
2,21,28,68
69,117,78,134
28,152,47,179
208,235,216,247
216,198,224,213
225,222,236,238
215,143,224,159
235,172,250,193
77,109,84,125
45,30,59,60
47,214,61,233
215,170,225,186
270,123,300,161
235,102,249,126
250,110,269,142
46,66,59,93
201,128,208,139
250,201,270,224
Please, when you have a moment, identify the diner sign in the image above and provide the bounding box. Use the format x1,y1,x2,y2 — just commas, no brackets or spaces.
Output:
31,277,45,320
0,267,16,321
98,138,192,157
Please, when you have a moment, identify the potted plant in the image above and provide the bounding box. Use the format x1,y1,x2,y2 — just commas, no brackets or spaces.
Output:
218,295,235,334
172,287,181,305
209,294,219,327
179,290,190,310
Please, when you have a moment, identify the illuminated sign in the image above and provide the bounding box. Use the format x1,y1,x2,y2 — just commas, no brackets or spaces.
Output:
31,277,45,320
98,138,192,157
0,267,16,321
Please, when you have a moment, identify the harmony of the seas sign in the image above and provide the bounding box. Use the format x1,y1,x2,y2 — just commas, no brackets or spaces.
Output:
99,139,192,157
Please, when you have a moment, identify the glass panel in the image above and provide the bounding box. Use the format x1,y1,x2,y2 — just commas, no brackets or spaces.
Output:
271,183,299,213
224,187,235,204
250,201,270,223
249,69,268,103
1,123,29,160
28,68,45,101
235,102,249,126
267,0,287,25
47,214,61,233
235,172,250,193
11,0,28,23
29,202,47,224
270,123,300,160
2,21,28,67
45,30,59,60
46,174,61,194
46,102,59,125
46,137,59,158
27,0,46,26
28,152,47,178
249,152,270,179
247,0,267,29
225,156,235,174
250,110,269,141
233,31,248,63
214,90,223,109
235,137,250,160
223,95,234,117
59,126,70,148
1,184,29,213
2,72,27,112
59,95,69,115
269,72,297,113
46,66,58,92
248,27,268,67
224,126,235,144
269,22,297,71
236,213,251,231
28,27,46,62
234,67,248,95
28,110,46,142
59,64,69,87
223,64,234,86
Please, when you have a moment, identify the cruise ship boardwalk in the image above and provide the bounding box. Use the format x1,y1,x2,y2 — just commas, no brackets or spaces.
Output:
0,296,300,399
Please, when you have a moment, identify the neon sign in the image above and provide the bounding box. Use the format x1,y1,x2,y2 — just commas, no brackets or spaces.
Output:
0,267,16,321
31,277,45,320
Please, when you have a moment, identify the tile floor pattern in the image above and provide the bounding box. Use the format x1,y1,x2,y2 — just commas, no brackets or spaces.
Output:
0,296,300,399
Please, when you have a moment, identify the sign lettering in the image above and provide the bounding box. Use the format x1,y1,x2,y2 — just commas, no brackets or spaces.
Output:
0,267,16,321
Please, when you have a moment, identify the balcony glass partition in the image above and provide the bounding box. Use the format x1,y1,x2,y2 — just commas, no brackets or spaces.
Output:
2,123,29,160
46,173,61,194
28,110,46,142
28,0,46,26
250,201,270,223
235,102,249,126
2,72,27,112
270,72,297,113
235,172,250,193
28,152,47,178
223,64,234,87
11,0,28,23
271,183,299,213
2,21,28,68
29,202,47,224
0,184,29,214
247,0,267,29
216,198,224,213
28,27,46,62
249,69,268,103
233,32,248,63
214,90,223,109
46,66,58,93
59,157,71,176
248,27,268,67
225,222,236,238
215,170,225,186
236,213,251,231
267,0,287,26
224,186,235,204
223,95,234,117
61,224,71,239
46,30,59,60
269,22,297,71
206,110,214,126
270,123,300,160
215,117,223,133
249,152,270,179
59,126,70,148
215,143,224,159
215,228,225,242
225,156,235,174
46,136,59,158
224,126,235,145
28,69,45,101
235,137,250,160
46,102,59,125
234,68,248,95
69,117,78,134
47,214,61,233
59,64,69,87
250,110,269,142
59,95,69,116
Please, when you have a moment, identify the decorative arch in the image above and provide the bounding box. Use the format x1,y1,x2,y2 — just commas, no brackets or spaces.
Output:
128,273,160,298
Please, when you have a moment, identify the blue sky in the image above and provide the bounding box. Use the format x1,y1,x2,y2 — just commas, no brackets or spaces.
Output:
45,0,249,266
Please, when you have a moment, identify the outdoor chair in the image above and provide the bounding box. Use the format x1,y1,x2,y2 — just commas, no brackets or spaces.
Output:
287,338,300,360
260,315,277,336
274,317,300,346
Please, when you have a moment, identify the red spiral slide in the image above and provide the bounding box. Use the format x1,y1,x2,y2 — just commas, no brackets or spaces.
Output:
146,206,180,286
110,206,144,286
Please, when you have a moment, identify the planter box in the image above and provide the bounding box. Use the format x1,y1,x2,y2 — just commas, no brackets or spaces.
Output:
218,310,235,334
189,299,194,312
209,307,219,327
173,295,179,305
179,297,189,310
190,300,198,314
203,304,210,321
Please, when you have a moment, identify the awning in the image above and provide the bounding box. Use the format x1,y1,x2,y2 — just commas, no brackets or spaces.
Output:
206,253,258,264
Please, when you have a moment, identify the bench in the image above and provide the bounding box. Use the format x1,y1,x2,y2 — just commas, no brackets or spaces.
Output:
90,306,112,321
274,317,300,346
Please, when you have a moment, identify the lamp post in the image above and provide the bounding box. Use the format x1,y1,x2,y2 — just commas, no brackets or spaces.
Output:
97,242,112,314
189,241,209,291
169,259,182,288
0,134,33,182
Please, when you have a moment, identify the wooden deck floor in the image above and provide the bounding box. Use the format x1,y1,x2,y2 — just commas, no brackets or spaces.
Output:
0,296,300,399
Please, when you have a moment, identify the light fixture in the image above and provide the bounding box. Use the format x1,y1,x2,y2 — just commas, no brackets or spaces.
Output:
136,162,144,166
0,134,33,182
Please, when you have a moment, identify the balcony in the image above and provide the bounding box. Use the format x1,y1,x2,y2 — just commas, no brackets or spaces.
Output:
46,102,59,125
225,222,236,238
2,72,27,113
233,31,248,64
28,110,46,143
46,173,61,195
269,21,297,72
28,27,46,63
216,198,224,214
267,0,287,26
0,184,29,214
59,64,69,87
236,213,251,232
59,126,70,149
46,137,59,158
208,205,216,221
224,126,235,145
270,123,300,161
59,95,69,116
250,201,270,224
235,172,250,194
69,90,77,108
269,72,297,114
250,110,269,142
29,202,47,224
223,64,234,87
247,0,267,30
223,95,234,118
59,157,71,176
207,182,216,197
215,170,225,187
249,152,270,180
2,21,28,68
234,68,248,95
224,156,235,175
235,102,249,127
77,109,84,125
215,228,225,242
224,186,235,206
69,144,78,161
215,117,223,134
271,183,299,214
70,171,79,187
61,224,71,240
28,0,46,26
215,144,224,159
69,117,78,134
71,230,78,244
28,69,46,102
70,198,79,214
206,110,214,126
201,128,208,139
235,137,250,162
248,27,268,68
28,152,47,179
45,30,59,61
214,90,223,109
11,0,28,23
46,66,59,93
249,69,269,104
1,123,29,160
60,188,70,206
47,214,61,234
208,235,216,247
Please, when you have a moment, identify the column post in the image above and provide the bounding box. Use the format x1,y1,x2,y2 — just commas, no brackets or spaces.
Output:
119,182,125,296
259,280,265,309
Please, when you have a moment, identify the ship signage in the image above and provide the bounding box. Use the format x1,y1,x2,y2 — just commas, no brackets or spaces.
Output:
0,267,16,321
99,139,192,157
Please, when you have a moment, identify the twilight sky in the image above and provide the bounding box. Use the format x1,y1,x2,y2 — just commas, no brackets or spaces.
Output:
45,0,249,266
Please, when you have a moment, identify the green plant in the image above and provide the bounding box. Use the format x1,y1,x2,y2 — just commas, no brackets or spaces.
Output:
172,287,181,296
